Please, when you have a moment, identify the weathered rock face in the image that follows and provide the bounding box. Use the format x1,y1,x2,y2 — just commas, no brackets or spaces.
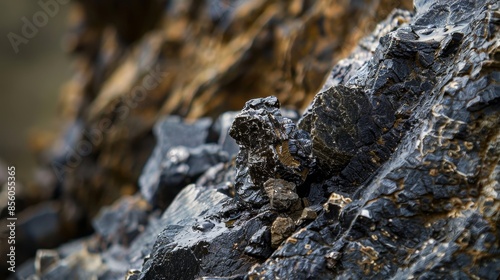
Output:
30,0,412,244
14,2,409,273
13,0,500,279
248,0,500,278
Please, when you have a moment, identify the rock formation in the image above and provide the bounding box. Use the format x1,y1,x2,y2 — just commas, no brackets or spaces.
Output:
7,0,500,279
5,2,413,276
34,0,412,236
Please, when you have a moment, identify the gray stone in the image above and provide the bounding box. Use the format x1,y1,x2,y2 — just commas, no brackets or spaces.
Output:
139,115,229,209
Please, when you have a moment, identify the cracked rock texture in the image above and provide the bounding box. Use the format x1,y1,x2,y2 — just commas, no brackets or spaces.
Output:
229,96,315,207
5,1,411,275
10,0,500,279
21,0,411,253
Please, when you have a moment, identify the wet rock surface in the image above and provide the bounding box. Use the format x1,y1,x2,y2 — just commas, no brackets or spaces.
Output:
229,96,314,207
249,0,500,279
12,0,500,279
92,195,151,246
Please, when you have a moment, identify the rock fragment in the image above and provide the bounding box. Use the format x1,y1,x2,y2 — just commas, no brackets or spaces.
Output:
299,85,375,175
271,217,295,249
16,3,413,274
263,178,299,211
229,96,314,207
244,226,273,259
92,195,150,246
14,1,500,280
139,116,229,209
248,0,500,278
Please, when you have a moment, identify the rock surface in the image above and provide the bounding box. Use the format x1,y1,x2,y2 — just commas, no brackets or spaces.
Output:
249,0,500,279
7,2,411,274
263,179,299,211
12,0,500,279
139,116,229,209
26,0,412,250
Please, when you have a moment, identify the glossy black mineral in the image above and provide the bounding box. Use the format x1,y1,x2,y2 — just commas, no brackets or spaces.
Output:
229,96,314,207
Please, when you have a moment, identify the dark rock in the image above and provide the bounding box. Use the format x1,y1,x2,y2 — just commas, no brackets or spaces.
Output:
33,1,410,250
139,116,229,209
17,2,413,276
229,96,315,207
92,195,150,246
296,206,318,225
299,85,376,175
248,0,500,278
138,185,267,280
249,228,333,279
263,178,299,211
244,226,273,259
150,144,229,208
192,220,216,232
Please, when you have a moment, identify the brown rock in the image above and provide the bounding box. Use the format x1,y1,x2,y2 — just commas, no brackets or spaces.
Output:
271,216,295,248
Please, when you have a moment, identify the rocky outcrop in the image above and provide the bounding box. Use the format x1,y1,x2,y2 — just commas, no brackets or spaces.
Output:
5,4,413,272
11,0,500,279
30,0,412,241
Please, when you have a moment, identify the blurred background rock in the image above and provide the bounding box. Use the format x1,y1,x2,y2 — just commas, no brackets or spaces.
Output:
0,2,71,278
0,1,71,183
